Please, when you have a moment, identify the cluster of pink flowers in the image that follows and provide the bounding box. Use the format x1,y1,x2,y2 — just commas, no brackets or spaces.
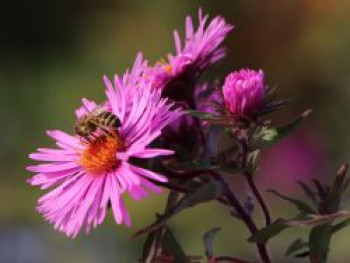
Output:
27,8,267,238
150,9,233,93
27,56,182,237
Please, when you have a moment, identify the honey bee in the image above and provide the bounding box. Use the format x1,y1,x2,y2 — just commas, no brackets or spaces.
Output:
74,105,121,142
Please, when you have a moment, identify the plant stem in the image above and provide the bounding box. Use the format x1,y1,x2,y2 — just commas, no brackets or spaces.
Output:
245,170,271,226
240,138,271,226
216,175,271,263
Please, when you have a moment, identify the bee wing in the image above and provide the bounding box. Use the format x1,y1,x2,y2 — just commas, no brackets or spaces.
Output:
90,104,108,116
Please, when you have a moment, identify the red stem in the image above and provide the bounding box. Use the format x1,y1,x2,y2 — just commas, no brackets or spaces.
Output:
215,174,271,263
240,139,271,226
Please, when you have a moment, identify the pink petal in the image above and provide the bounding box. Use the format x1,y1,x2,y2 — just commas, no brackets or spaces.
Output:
46,130,80,148
29,153,76,162
131,148,174,158
129,164,167,183
27,161,79,173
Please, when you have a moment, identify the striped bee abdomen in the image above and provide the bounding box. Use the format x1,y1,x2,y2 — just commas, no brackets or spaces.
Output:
97,111,121,128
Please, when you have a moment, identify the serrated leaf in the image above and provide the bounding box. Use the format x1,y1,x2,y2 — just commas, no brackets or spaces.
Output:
285,238,308,256
268,189,316,214
248,219,288,243
133,182,224,238
162,228,189,263
260,109,312,147
203,227,221,258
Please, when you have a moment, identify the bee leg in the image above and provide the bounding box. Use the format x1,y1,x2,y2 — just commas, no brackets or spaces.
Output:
100,127,113,137
90,133,99,142
82,137,91,144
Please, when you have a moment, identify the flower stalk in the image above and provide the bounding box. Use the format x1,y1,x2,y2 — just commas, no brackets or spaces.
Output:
240,138,272,226
216,174,271,263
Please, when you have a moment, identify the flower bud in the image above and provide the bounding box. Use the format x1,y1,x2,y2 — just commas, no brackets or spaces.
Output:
222,69,265,120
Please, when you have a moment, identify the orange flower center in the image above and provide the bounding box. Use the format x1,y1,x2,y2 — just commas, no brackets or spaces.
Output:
163,63,172,75
156,58,172,75
78,134,124,174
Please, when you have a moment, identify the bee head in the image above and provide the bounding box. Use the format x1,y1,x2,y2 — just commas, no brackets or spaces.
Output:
74,120,96,137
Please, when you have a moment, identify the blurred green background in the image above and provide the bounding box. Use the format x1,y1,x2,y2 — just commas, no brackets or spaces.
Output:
1,0,350,262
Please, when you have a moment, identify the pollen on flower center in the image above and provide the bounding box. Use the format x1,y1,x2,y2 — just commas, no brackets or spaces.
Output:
163,63,172,74
156,58,172,75
78,134,124,174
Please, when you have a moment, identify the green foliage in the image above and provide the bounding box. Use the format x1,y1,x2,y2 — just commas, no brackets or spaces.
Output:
248,219,288,243
285,238,308,257
162,228,190,263
309,224,332,263
268,165,350,262
134,181,224,238
260,109,312,148
268,190,316,214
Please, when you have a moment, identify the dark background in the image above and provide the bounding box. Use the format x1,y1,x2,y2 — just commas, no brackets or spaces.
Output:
1,0,350,262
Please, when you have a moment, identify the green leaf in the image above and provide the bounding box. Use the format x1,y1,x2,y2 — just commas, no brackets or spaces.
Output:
309,224,332,263
285,238,308,256
203,227,221,258
249,211,350,244
332,218,350,234
261,100,292,115
162,228,189,263
261,128,278,142
294,251,310,258
133,181,224,238
248,219,288,243
186,110,215,119
312,179,326,197
329,164,349,210
260,109,312,147
268,189,316,214
247,150,260,173
186,110,233,127
297,180,317,205
284,211,350,227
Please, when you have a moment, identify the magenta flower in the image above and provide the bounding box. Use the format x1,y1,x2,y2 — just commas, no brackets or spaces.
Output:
27,55,182,238
150,9,233,93
222,69,266,120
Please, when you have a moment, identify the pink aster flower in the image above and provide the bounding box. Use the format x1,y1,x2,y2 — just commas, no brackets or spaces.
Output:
222,69,266,120
150,9,234,94
27,56,182,238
